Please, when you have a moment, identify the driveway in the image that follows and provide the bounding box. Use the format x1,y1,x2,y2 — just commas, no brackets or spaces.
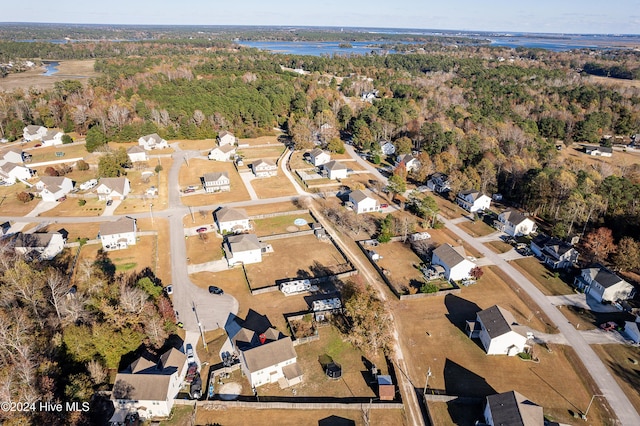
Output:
547,293,621,313
101,200,121,216
237,171,259,200
25,200,59,217
498,248,526,261
187,259,229,274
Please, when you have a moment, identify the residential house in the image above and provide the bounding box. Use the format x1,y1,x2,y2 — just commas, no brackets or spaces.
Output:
138,133,169,150
23,125,48,141
497,209,536,237
127,145,148,163
251,159,277,177
100,217,137,251
484,391,543,426
41,129,64,147
218,131,237,147
34,176,74,202
0,162,35,182
426,173,451,193
309,148,331,166
202,172,230,193
0,221,11,237
96,177,131,200
456,189,492,213
431,243,475,281
224,234,262,266
467,305,529,356
574,265,635,303
11,232,66,260
585,145,613,157
395,154,421,173
323,160,348,180
624,321,640,344
224,310,302,388
215,207,251,234
530,234,579,269
379,141,396,156
110,348,187,421
1,148,26,164
349,189,379,214
208,145,236,161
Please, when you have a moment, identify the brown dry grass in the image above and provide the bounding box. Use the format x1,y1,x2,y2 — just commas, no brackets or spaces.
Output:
114,157,172,214
251,173,298,199
176,139,216,151
592,344,640,413
511,257,575,296
457,219,496,237
42,197,105,217
586,75,640,88
178,159,250,206
196,407,406,426
40,222,100,242
429,228,483,259
245,234,349,289
558,145,640,176
253,212,314,236
0,185,39,216
238,135,281,147
238,145,286,161
391,266,610,425
374,241,426,294
185,232,224,265
0,60,99,92
106,141,174,155
182,209,214,228
485,240,513,254
26,143,88,164
243,201,305,216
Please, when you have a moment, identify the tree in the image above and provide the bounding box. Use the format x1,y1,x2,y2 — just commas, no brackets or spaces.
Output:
377,214,394,243
470,266,484,280
612,237,640,272
61,134,73,144
44,166,59,177
290,117,315,150
584,227,617,262
393,136,413,155
76,159,90,171
16,192,33,203
326,137,345,154
85,126,107,152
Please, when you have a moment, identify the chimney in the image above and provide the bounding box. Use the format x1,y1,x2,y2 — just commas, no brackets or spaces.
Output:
259,333,266,344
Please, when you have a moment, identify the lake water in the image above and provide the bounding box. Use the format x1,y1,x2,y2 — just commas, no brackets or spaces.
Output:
238,41,396,56
42,61,60,76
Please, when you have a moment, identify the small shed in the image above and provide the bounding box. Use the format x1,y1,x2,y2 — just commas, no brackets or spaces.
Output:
325,362,342,379
377,375,395,401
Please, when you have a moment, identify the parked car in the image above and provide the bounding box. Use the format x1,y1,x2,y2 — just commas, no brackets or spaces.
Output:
186,344,195,362
106,199,113,206
208,286,223,295
600,321,618,331
380,203,389,208
165,285,173,295
196,227,208,233
34,143,42,147
184,188,195,194
185,363,198,383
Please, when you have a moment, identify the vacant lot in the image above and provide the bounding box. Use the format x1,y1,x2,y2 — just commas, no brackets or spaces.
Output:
26,143,88,164
0,185,39,216
185,232,224,265
592,344,640,412
251,173,298,199
392,266,610,425
485,240,513,254
373,241,426,294
245,234,349,290
179,159,250,206
115,157,173,214
427,400,484,426
434,195,468,219
177,139,216,151
238,135,283,147
457,218,496,237
0,60,99,92
512,257,575,296
106,141,174,155
43,197,105,217
238,145,285,161
245,201,306,216
253,213,314,236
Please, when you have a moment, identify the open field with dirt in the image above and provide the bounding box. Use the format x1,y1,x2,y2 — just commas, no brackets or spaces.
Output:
115,157,172,214
559,144,640,175
178,159,250,206
433,195,468,219
251,173,298,198
0,185,40,216
0,60,100,92
373,241,426,294
391,264,612,425
43,197,105,217
26,142,88,163
185,232,224,265
511,257,576,296
196,407,407,426
245,234,350,289
592,344,640,412
253,212,314,236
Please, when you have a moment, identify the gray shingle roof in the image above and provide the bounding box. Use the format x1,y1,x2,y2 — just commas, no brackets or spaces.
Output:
98,177,129,194
477,305,518,339
100,217,136,236
432,244,467,268
324,160,347,171
227,233,261,253
585,264,626,288
485,390,543,426
501,209,531,226
349,189,371,203
203,172,229,183
216,207,248,223
242,336,297,373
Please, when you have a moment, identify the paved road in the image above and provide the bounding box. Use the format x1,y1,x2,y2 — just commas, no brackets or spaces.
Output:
440,216,640,425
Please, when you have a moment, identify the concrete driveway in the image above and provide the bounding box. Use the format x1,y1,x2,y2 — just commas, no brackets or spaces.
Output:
188,259,229,274
547,293,621,313
25,200,59,217
101,200,121,216
237,170,258,200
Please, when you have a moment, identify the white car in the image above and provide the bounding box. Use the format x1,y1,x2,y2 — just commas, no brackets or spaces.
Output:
186,344,195,363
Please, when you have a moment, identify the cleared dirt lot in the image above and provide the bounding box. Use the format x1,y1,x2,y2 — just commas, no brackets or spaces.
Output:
456,218,496,237
238,145,285,161
185,232,224,265
0,60,100,92
245,234,350,290
391,265,610,425
178,159,251,206
26,143,88,164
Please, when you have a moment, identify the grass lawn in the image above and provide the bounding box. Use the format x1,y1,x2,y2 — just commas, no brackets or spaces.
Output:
511,257,575,296
43,197,105,217
251,173,298,199
457,218,496,237
115,157,173,214
244,201,306,216
238,135,282,147
245,234,350,290
238,145,285,161
107,141,174,155
26,143,88,164
427,400,484,426
253,213,314,236
158,404,193,426
40,222,100,242
485,240,513,254
179,159,251,206
560,305,634,331
434,196,468,219
0,185,39,216
137,218,171,283
592,344,640,413
429,228,483,259
374,241,426,295
289,151,311,169
176,138,216,151
186,232,224,265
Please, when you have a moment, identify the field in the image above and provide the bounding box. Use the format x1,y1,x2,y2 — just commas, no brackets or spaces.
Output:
185,232,224,265
0,185,39,216
39,222,101,242
374,241,426,294
391,265,610,425
115,157,173,214
26,143,88,164
106,141,174,155
592,344,640,412
0,60,100,92
558,144,640,176
456,218,496,237
245,234,350,289
178,159,250,206
243,201,306,216
511,257,575,296
238,145,285,161
43,197,105,217
176,139,217,151
433,195,468,219
429,228,483,260
253,212,314,236
237,135,283,147
485,240,513,254
251,173,298,198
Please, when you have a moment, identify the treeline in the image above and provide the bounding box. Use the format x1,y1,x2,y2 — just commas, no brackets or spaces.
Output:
583,62,640,80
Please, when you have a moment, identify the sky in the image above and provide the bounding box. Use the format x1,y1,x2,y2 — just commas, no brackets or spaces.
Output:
3,0,639,35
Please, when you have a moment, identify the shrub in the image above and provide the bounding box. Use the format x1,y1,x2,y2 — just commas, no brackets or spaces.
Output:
17,192,33,203
78,199,86,206
62,134,73,144
44,166,59,176
420,282,438,293
76,160,90,171
154,164,163,173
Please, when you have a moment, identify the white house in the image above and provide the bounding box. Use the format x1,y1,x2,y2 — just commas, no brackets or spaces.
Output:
497,209,536,237
100,217,137,251
11,232,66,261
323,160,348,180
225,234,262,266
215,207,251,234
208,145,236,161
624,321,640,344
431,244,475,281
379,141,395,156
0,162,35,182
96,177,131,200
251,159,277,177
456,189,492,213
138,133,169,150
426,173,451,193
530,234,579,269
41,129,64,147
585,145,613,157
484,391,543,426
349,189,379,214
396,154,421,173
34,176,74,202
218,131,237,147
309,148,331,166
23,125,48,141
127,145,148,163
1,148,26,164
225,310,302,389
468,305,529,356
574,265,635,303
202,172,230,193
110,348,187,421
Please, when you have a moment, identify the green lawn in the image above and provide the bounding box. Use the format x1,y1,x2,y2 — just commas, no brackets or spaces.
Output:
512,257,574,296
253,213,314,236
